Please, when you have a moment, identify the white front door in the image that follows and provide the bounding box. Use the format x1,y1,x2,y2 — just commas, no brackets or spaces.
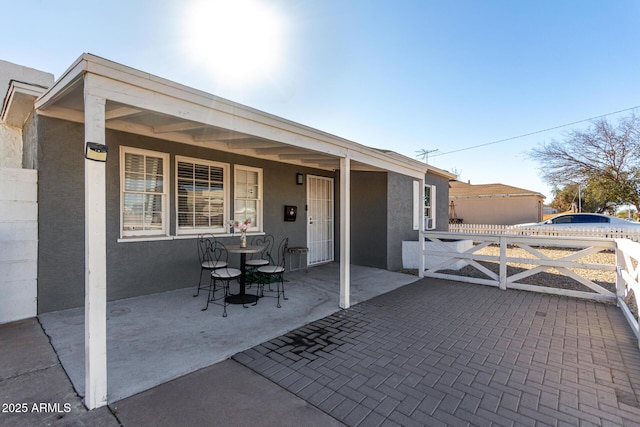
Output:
307,175,334,265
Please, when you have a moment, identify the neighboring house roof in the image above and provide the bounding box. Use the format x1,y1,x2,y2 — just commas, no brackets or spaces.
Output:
1,80,50,127
449,180,545,199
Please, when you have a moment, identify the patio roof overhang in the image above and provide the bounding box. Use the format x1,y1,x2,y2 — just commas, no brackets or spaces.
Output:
31,53,446,410
34,53,439,180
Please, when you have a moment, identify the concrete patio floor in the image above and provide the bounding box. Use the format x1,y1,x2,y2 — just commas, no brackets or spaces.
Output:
38,263,419,403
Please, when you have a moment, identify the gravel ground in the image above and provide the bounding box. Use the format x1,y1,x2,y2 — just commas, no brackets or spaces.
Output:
408,244,639,321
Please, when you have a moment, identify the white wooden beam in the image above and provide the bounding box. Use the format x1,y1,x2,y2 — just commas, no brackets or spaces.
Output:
193,133,251,142
254,147,310,155
226,140,281,149
278,153,331,160
340,156,351,309
37,105,85,123
83,77,108,410
152,121,206,133
301,158,339,165
105,106,142,121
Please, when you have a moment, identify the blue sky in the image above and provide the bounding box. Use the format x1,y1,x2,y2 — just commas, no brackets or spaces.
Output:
3,0,640,201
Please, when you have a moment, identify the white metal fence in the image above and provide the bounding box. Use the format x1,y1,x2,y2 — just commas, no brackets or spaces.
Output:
421,231,640,348
449,223,640,242
615,238,640,346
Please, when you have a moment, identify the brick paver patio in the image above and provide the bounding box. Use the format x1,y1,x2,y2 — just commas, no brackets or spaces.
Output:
234,278,640,426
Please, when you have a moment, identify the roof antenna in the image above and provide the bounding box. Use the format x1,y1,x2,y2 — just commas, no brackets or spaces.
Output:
415,149,439,164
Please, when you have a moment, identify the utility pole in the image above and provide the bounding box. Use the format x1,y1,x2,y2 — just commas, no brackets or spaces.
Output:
578,184,582,213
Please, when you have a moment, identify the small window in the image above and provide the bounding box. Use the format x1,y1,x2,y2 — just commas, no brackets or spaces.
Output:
234,165,262,231
176,156,229,234
424,184,436,230
120,147,169,237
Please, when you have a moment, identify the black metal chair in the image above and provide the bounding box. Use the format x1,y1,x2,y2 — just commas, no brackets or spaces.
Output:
245,234,274,287
194,234,227,297
256,237,289,308
202,241,241,317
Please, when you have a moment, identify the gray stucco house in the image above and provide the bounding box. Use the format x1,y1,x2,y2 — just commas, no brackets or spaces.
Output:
1,53,454,407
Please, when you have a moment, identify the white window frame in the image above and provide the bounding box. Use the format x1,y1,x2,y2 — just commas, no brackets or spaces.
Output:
233,165,263,232
413,180,421,230
175,156,230,235
425,184,436,230
120,146,170,238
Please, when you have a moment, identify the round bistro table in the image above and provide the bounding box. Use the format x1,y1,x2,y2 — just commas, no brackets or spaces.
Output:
225,244,264,304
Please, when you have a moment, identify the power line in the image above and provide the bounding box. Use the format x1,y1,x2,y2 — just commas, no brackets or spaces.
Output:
431,105,640,157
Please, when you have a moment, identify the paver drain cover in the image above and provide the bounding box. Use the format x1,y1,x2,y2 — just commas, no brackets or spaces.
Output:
286,327,342,354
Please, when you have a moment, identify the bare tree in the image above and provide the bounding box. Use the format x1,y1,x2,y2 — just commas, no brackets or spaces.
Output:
449,167,462,181
529,113,640,212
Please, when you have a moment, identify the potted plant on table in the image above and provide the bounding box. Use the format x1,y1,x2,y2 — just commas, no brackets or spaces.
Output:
230,219,252,247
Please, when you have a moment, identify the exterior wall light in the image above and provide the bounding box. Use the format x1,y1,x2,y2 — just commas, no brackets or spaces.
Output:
85,142,108,162
296,173,304,185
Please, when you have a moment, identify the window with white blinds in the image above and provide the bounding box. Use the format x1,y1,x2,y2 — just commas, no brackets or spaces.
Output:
120,147,169,237
425,184,436,230
176,156,229,234
234,165,262,231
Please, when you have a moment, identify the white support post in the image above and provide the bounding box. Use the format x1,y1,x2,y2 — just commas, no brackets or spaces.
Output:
418,179,425,278
84,78,107,409
499,236,507,290
340,156,351,309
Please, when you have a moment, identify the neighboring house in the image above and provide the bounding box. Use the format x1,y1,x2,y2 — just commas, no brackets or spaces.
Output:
0,60,54,167
0,61,53,324
449,180,545,225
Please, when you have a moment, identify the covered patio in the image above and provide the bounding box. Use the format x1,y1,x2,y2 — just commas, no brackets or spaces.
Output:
38,263,419,403
27,53,453,408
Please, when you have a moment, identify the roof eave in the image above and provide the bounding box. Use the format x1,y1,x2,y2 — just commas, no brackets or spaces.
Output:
33,53,432,179
1,80,50,128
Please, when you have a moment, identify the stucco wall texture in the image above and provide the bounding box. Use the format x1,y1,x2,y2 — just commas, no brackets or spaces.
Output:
36,117,427,313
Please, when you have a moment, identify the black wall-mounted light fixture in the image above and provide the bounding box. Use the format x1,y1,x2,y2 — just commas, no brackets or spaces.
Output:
296,173,304,185
85,142,108,162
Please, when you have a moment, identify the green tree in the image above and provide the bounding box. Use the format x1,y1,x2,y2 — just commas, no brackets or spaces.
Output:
530,113,640,212
550,182,612,214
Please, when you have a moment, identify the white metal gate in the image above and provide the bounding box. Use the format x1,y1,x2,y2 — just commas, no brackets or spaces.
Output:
307,175,334,265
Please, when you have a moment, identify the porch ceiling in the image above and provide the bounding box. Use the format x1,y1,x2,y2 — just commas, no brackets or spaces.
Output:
38,92,362,171
34,54,434,176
